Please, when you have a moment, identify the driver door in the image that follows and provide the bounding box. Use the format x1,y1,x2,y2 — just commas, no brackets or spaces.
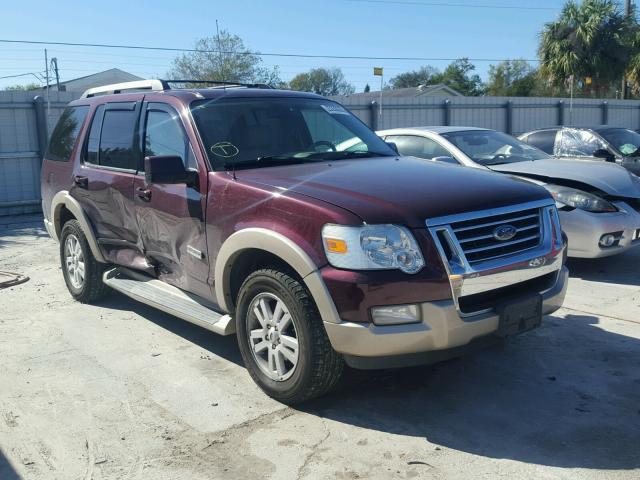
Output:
132,101,211,299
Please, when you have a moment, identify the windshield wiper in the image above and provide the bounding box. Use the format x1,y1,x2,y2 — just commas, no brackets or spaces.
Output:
305,150,392,160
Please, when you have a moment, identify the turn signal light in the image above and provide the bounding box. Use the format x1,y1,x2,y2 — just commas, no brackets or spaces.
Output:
325,238,348,254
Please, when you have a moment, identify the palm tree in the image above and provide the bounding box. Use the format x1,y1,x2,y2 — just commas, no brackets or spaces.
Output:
538,0,634,97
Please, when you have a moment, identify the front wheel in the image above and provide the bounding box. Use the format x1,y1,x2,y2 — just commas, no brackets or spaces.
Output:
236,269,344,404
60,220,110,303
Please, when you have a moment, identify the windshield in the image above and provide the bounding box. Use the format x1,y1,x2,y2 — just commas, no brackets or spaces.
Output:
597,128,640,156
190,96,395,169
441,130,550,165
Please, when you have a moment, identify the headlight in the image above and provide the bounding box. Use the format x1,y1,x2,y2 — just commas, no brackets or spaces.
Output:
544,185,617,213
322,224,425,274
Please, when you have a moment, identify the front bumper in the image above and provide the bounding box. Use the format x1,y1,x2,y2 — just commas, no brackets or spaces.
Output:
324,265,568,368
561,201,640,258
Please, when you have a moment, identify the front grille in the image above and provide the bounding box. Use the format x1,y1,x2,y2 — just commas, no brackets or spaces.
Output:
447,207,542,265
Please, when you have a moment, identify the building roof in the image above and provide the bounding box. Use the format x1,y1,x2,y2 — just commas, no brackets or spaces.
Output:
45,68,143,92
340,84,463,100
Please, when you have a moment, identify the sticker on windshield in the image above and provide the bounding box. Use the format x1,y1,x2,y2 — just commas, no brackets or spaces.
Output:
211,141,239,158
321,104,350,115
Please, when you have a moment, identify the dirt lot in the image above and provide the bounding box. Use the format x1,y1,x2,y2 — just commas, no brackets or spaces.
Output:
1,215,639,480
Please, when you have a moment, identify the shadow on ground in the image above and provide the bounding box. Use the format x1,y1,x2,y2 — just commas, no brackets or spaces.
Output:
298,313,640,470
567,248,640,286
0,449,21,480
97,293,243,367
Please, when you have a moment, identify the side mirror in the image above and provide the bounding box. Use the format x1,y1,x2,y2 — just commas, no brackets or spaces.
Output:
144,155,198,185
593,149,615,163
386,142,399,154
432,156,459,165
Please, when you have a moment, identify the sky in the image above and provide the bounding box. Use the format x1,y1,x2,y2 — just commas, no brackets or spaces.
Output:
0,0,572,91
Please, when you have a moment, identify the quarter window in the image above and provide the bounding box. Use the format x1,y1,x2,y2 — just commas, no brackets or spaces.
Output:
85,105,105,165
46,106,89,162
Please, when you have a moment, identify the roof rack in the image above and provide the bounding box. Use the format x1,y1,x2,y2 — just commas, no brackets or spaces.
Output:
81,79,273,98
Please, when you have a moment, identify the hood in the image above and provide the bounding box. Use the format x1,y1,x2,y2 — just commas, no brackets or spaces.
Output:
236,157,551,228
489,158,640,199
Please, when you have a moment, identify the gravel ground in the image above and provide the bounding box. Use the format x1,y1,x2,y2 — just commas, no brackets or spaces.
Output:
1,216,639,480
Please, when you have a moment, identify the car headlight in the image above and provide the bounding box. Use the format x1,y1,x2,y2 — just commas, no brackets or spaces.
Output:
322,224,425,274
544,184,617,213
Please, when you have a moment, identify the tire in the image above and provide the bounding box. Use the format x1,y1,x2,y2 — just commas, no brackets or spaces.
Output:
236,269,344,404
60,219,110,303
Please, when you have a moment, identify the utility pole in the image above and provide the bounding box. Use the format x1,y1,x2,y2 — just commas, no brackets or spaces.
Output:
51,57,60,90
622,0,633,99
44,48,50,123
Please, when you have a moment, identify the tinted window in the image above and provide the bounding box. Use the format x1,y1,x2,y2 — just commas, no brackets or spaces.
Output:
385,135,452,160
99,109,137,169
85,105,105,165
46,106,89,161
524,130,557,154
144,109,198,171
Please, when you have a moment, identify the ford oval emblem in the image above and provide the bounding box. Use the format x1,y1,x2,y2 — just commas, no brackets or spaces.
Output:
493,224,517,241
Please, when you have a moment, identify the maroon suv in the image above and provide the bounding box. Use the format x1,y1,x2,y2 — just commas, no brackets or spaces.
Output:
41,80,568,403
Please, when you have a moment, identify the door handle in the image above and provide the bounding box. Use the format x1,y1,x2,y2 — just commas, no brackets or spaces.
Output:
136,187,152,201
73,175,88,189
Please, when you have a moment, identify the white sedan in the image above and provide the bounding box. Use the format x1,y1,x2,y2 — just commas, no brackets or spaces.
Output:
377,126,640,258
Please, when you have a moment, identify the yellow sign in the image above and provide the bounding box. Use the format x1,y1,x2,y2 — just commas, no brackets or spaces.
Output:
585,77,592,85
373,67,383,76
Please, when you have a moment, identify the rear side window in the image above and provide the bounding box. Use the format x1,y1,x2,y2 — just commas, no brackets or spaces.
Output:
385,135,451,160
46,106,89,161
524,130,557,154
84,103,138,170
99,109,137,169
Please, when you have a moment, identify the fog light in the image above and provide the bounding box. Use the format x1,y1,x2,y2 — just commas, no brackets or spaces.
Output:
599,234,617,248
371,304,421,326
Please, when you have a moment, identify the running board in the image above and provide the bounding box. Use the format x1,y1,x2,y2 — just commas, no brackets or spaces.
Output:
103,268,235,335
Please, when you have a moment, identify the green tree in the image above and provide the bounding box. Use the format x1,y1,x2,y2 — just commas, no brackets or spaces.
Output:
288,67,355,96
538,0,635,96
4,83,40,91
388,66,439,89
433,58,484,96
167,30,281,86
388,59,483,95
364,83,371,93
486,60,539,96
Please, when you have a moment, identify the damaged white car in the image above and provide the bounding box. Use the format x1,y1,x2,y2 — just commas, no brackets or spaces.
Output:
379,127,640,258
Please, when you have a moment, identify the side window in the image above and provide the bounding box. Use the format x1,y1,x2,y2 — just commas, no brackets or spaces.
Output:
144,107,197,169
557,129,606,157
385,135,452,160
85,105,105,165
46,106,89,161
526,130,557,154
99,108,138,169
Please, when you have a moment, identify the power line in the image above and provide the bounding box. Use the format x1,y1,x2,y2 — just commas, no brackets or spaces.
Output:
0,71,44,81
0,38,539,63
346,0,559,10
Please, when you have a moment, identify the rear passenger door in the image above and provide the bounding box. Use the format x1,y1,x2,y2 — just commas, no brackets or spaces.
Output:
133,102,209,297
72,99,144,265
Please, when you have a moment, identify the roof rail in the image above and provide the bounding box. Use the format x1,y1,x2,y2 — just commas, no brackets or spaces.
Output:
163,79,274,89
80,78,274,99
81,79,168,98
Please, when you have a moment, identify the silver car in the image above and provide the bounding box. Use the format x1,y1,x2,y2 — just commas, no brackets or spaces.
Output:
378,127,640,258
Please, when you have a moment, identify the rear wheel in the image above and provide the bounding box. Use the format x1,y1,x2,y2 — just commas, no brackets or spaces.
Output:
60,220,110,303
236,269,344,404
